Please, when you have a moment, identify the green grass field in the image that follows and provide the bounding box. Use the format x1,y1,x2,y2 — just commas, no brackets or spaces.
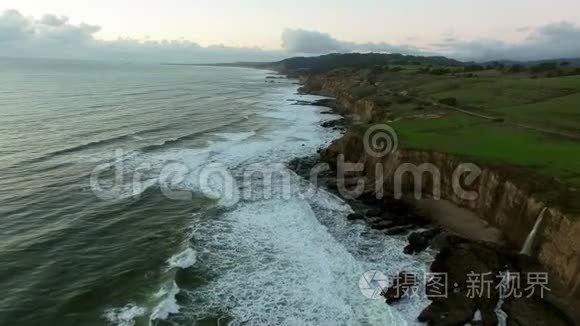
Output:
391,115,580,183
493,92,580,132
410,74,580,133
388,114,580,210
360,69,580,210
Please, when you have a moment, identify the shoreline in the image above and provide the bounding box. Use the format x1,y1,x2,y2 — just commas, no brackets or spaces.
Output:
286,74,579,325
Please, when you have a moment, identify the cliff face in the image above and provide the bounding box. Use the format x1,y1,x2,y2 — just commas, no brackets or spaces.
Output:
300,74,389,123
307,73,580,299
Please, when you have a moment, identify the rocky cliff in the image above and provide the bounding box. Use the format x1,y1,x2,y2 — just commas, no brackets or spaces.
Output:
323,130,580,299
299,74,390,123
302,73,580,301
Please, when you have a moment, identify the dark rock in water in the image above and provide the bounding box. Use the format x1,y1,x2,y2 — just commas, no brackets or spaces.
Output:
301,98,338,109
419,236,575,326
418,292,477,325
326,182,338,190
400,214,430,228
347,213,365,221
370,220,394,230
419,227,441,239
404,232,429,254
429,231,462,250
366,216,385,224
404,228,441,254
287,155,325,176
321,119,345,128
359,192,382,205
428,232,448,250
343,177,364,187
382,271,419,304
291,100,313,106
314,98,337,107
385,224,414,235
289,98,337,109
364,208,383,217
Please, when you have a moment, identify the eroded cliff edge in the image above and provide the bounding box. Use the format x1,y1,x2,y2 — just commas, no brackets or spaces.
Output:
323,130,580,297
298,72,580,316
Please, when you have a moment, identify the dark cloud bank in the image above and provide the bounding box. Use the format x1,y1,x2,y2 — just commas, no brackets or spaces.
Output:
281,26,580,62
281,28,423,56
2,9,580,63
431,22,580,61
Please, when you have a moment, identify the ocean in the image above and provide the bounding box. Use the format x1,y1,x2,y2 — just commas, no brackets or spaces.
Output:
0,58,430,325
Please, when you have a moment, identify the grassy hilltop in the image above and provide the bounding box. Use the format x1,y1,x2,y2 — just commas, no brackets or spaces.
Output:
278,53,580,208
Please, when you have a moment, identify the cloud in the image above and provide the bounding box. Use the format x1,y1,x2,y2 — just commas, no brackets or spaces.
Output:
515,26,531,33
434,22,580,61
281,29,343,53
0,9,286,63
0,9,101,45
281,28,423,55
283,23,580,62
3,9,580,63
0,9,33,41
40,14,68,27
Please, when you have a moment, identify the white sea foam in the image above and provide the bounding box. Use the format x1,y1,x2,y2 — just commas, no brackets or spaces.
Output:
105,77,431,325
168,87,428,324
188,195,422,325
474,309,483,321
167,247,197,269
213,131,257,142
150,281,181,321
104,303,146,326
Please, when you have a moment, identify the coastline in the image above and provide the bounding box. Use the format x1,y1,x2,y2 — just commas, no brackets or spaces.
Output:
284,71,580,325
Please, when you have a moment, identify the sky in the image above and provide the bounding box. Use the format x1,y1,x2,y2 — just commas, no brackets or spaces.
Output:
2,0,580,62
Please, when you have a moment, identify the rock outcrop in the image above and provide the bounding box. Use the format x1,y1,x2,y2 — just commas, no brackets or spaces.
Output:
297,71,580,322
382,271,419,305
320,130,580,301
